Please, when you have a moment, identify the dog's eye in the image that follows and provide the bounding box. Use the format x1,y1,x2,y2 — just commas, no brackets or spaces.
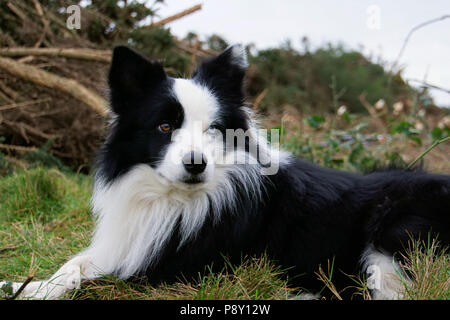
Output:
158,123,173,133
207,124,221,135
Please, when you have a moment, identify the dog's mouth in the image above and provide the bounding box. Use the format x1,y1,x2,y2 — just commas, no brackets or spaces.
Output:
182,176,205,185
156,171,207,191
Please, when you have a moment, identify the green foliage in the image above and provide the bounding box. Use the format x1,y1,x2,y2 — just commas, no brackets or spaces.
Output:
249,44,412,113
23,141,71,172
391,121,422,146
128,27,190,75
430,126,450,141
305,115,325,129
206,34,229,51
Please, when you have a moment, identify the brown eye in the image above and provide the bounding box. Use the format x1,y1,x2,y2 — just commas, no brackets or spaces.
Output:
158,123,172,133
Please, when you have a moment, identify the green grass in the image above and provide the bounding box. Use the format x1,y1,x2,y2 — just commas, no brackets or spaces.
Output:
0,167,448,300
0,168,92,281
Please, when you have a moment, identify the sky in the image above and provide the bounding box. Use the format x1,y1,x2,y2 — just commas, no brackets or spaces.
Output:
153,0,450,107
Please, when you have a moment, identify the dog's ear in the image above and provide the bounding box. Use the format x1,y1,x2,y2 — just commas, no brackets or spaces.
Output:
108,46,167,114
192,44,248,102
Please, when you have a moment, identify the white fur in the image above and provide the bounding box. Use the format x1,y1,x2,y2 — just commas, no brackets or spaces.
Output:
156,79,219,184
228,44,248,69
360,245,407,300
3,76,290,299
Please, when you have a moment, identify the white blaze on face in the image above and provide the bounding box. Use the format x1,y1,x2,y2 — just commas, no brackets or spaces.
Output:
156,79,220,184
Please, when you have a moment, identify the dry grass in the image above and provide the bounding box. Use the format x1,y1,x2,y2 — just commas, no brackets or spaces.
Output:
400,238,449,300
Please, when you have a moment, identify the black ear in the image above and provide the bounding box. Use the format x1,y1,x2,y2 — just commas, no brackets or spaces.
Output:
192,44,248,103
108,46,166,114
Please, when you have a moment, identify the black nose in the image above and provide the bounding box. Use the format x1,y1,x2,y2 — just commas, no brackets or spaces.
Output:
182,151,207,174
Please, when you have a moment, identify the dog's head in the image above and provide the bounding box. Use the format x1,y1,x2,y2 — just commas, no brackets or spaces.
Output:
98,45,254,190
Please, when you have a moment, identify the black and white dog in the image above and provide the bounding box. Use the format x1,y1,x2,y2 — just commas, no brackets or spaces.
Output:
3,45,449,300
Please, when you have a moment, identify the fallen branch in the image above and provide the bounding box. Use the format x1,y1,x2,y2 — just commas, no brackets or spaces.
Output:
0,143,37,152
0,80,19,100
0,47,112,63
0,98,50,111
6,1,27,23
0,56,108,115
3,119,59,140
31,0,53,48
149,4,202,28
175,40,217,58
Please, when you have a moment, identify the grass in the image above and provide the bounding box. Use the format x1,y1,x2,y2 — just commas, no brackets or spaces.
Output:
0,167,448,300
0,168,92,281
399,238,450,300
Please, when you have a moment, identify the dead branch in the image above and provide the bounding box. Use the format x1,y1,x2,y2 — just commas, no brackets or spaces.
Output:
0,80,19,100
31,0,53,48
253,88,268,110
0,90,14,104
3,119,59,140
0,56,108,115
175,40,213,58
0,98,50,111
149,4,202,28
6,1,27,23
0,143,37,152
358,92,386,131
0,47,112,63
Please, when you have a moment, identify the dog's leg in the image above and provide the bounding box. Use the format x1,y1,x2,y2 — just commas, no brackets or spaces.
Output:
1,253,102,300
360,245,409,300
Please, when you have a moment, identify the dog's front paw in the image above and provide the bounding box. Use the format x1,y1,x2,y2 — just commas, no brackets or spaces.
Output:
64,265,82,290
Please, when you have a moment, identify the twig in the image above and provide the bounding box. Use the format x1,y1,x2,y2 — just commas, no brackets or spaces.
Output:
8,275,34,300
176,41,210,58
6,1,27,23
253,88,268,110
0,143,37,152
0,98,50,111
0,80,19,100
3,119,59,140
0,90,14,104
0,56,108,115
407,137,450,169
358,92,386,131
315,260,343,300
0,47,112,63
188,35,200,74
392,15,450,71
31,0,52,48
406,78,450,95
147,4,202,28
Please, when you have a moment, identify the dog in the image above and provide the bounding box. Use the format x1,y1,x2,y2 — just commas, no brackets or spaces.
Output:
2,45,449,300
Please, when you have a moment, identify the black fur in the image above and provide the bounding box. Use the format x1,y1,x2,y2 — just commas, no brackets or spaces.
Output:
98,46,450,297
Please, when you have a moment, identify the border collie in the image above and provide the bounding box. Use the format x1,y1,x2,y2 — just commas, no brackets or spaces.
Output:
2,45,449,300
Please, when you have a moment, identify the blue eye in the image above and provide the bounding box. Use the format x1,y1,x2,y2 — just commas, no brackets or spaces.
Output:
208,124,219,134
